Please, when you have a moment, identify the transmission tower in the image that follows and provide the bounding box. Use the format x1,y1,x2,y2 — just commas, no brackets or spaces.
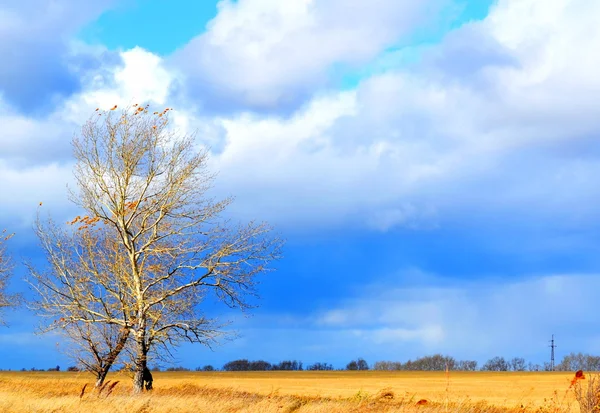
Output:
549,334,557,371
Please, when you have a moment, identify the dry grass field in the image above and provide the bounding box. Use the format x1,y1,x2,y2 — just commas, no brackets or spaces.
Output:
0,370,594,413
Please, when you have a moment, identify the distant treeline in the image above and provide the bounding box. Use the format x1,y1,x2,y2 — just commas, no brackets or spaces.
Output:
8,352,600,373
211,353,600,372
377,353,600,372
376,353,600,372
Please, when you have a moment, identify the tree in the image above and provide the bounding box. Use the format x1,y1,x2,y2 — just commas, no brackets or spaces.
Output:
373,361,403,370
456,360,478,371
307,362,333,371
398,355,455,371
31,105,282,393
249,360,272,371
482,356,509,371
414,355,455,371
0,230,17,322
357,358,369,370
64,321,130,386
346,360,358,370
223,359,250,371
222,359,273,371
165,366,190,371
509,357,526,371
29,217,131,387
272,360,303,371
556,353,600,371
373,357,474,371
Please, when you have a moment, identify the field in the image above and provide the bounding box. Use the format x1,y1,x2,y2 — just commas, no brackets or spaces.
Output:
0,371,593,413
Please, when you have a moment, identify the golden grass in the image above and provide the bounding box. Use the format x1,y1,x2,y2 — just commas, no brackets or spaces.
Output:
0,371,590,413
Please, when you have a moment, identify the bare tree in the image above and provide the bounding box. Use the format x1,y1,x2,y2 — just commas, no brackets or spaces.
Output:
357,358,369,370
481,356,509,371
29,216,132,387
31,105,282,393
345,358,368,371
0,230,17,323
456,360,478,371
64,322,130,387
509,357,526,372
373,361,403,370
556,353,600,371
346,360,358,370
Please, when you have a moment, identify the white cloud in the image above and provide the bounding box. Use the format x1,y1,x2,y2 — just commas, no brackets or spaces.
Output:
0,1,115,111
173,0,440,111
62,47,175,117
176,270,600,364
200,89,447,230
366,204,439,232
206,0,600,230
0,100,72,167
103,47,173,106
366,326,445,345
0,47,175,228
309,272,600,361
3,0,600,236
0,160,75,227
3,0,600,370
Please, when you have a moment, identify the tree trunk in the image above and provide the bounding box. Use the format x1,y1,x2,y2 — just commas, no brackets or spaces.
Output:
94,329,130,388
95,369,109,388
132,332,147,394
133,368,144,394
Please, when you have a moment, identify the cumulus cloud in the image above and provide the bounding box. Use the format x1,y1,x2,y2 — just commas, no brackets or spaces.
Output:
176,270,600,365
62,47,175,114
1,0,600,367
3,0,600,236
0,47,175,228
192,0,600,232
0,101,71,167
307,271,600,361
0,0,115,112
172,0,441,112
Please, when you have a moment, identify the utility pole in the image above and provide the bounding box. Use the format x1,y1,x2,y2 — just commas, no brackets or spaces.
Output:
549,334,557,371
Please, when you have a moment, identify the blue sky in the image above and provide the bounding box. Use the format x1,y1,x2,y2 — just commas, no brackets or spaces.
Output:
2,0,600,371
